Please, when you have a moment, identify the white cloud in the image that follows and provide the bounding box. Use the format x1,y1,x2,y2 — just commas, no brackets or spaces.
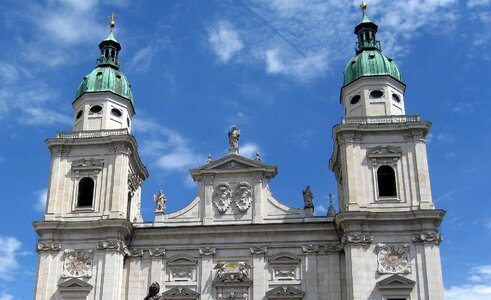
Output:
0,236,22,281
208,21,244,63
240,142,260,159
468,0,491,8
216,0,458,82
436,133,455,143
133,117,205,173
34,189,48,212
0,293,14,300
314,204,327,216
445,265,491,300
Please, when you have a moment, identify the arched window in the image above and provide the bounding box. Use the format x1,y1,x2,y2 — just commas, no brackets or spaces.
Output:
77,177,94,207
377,165,397,197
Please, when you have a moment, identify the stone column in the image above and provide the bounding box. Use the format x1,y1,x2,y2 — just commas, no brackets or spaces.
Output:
203,176,214,225
199,248,216,299
302,245,319,299
251,247,268,300
252,173,263,223
96,240,126,300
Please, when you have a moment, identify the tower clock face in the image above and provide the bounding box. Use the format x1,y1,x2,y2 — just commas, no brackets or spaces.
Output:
63,250,93,278
377,244,410,274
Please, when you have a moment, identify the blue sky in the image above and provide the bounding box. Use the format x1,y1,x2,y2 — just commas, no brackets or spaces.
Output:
0,0,490,299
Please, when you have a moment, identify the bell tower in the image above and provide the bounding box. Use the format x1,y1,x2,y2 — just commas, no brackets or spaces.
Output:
331,3,445,300
33,17,148,300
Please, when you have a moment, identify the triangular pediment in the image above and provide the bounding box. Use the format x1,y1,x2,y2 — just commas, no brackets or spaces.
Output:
161,286,199,299
58,278,93,296
190,154,277,179
377,274,416,290
266,285,304,298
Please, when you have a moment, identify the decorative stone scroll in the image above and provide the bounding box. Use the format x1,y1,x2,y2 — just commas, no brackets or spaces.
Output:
213,183,232,213
36,241,62,252
51,146,71,156
149,248,166,258
108,143,131,155
62,249,93,278
127,248,144,257
404,130,426,142
250,246,267,255
199,247,217,256
235,182,253,212
337,132,362,145
367,145,402,167
342,234,373,246
301,244,319,254
96,239,132,256
413,232,443,245
376,243,411,274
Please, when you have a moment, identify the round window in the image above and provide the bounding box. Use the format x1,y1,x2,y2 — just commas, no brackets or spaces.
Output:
111,108,122,117
370,90,384,99
350,95,361,105
76,110,83,119
392,94,401,103
90,105,102,114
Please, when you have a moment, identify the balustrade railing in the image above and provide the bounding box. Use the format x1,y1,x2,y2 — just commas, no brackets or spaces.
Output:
342,115,420,125
56,128,129,139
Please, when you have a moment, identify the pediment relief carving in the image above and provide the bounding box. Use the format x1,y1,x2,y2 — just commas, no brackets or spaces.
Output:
71,158,104,173
216,161,251,170
161,286,199,299
213,262,253,285
266,285,305,298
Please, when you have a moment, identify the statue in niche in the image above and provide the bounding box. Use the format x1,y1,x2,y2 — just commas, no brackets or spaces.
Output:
303,185,314,209
153,190,166,213
228,126,241,153
144,282,161,300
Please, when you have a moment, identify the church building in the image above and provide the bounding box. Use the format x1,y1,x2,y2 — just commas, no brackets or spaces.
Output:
33,3,445,300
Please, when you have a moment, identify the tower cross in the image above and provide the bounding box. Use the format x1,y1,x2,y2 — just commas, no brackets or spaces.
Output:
108,13,117,28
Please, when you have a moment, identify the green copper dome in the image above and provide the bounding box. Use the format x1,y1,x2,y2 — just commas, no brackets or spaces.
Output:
343,5,402,86
75,30,133,102
343,50,401,86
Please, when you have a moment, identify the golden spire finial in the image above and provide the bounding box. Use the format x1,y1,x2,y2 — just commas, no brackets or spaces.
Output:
360,1,367,13
108,12,117,29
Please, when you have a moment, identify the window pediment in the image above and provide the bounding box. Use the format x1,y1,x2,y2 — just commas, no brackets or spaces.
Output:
266,285,304,299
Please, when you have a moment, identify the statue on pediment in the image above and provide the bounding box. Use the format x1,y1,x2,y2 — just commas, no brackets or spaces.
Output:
303,185,314,209
228,126,240,154
154,190,166,213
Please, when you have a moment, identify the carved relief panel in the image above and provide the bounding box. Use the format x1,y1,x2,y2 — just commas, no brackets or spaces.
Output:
268,253,301,281
167,255,198,282
212,182,254,214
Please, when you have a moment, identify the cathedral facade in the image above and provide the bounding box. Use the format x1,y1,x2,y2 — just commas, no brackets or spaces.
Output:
33,5,445,300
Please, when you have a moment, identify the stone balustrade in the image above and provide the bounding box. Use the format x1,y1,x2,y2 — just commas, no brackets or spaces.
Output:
56,129,129,139
342,114,420,125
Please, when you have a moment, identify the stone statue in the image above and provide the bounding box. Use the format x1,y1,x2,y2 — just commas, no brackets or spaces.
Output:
153,190,166,213
303,185,314,209
143,282,161,300
228,126,240,153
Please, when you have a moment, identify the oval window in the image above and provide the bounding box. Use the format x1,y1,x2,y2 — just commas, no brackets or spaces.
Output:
350,95,361,105
76,110,83,119
392,94,401,103
370,90,384,99
90,105,102,114
111,108,122,117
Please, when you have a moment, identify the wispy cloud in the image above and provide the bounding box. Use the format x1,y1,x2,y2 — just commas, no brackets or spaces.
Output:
445,265,491,300
468,0,491,8
133,117,205,173
314,204,327,216
0,293,14,300
208,21,244,63
210,0,458,82
34,189,47,212
0,236,22,281
240,142,260,159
